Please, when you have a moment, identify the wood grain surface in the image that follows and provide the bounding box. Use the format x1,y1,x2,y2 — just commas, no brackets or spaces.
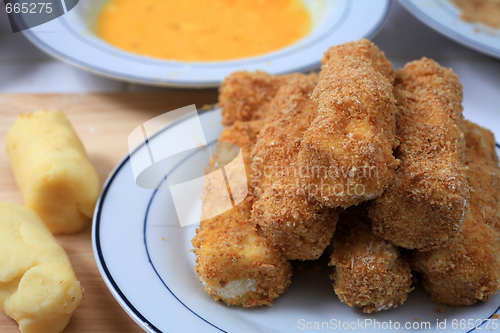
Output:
0,90,218,332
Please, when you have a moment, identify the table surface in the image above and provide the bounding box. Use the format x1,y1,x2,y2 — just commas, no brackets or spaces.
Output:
0,92,218,332
0,0,500,332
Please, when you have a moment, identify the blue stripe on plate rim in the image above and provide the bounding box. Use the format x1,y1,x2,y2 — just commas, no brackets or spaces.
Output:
399,0,500,60
22,0,392,87
93,108,224,332
93,107,500,333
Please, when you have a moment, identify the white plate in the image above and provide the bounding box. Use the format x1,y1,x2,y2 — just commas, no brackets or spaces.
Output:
93,106,500,333
399,0,500,60
22,0,391,88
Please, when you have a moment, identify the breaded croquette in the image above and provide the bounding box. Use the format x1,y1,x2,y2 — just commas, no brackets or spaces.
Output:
298,40,399,208
199,121,263,221
330,205,413,313
197,38,499,312
192,120,292,307
370,58,470,250
219,71,284,126
250,72,318,191
321,39,396,83
411,121,500,306
219,120,264,166
219,71,317,126
250,73,338,261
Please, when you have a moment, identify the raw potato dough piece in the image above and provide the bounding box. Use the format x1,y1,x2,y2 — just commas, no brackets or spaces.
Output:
0,202,83,333
6,110,100,234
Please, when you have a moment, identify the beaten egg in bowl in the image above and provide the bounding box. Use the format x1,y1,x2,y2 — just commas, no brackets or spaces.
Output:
96,0,312,62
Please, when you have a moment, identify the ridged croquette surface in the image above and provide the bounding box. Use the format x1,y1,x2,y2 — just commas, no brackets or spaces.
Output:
298,40,399,208
250,73,338,261
219,71,310,126
411,121,500,306
330,205,413,313
370,58,470,250
192,121,292,307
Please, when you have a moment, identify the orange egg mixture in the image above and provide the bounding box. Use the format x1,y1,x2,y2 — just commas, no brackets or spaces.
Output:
97,0,312,62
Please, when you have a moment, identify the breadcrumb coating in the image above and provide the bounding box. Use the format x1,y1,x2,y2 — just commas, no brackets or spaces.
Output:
370,58,470,250
197,40,497,312
250,73,319,191
192,120,292,307
330,205,413,313
250,73,338,261
321,39,396,83
219,71,310,126
298,40,398,208
219,120,264,166
411,121,500,306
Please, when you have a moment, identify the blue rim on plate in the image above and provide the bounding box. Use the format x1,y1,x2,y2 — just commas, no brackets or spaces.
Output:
22,0,392,87
95,140,224,333
92,107,227,333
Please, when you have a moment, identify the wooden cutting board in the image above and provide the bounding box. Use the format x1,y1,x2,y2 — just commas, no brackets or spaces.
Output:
0,91,219,333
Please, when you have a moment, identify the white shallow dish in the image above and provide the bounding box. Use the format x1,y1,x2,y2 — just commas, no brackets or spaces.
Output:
399,0,500,60
22,0,391,88
93,106,500,333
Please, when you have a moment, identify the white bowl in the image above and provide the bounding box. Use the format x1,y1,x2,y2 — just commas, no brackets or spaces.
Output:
23,0,391,88
400,0,500,60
